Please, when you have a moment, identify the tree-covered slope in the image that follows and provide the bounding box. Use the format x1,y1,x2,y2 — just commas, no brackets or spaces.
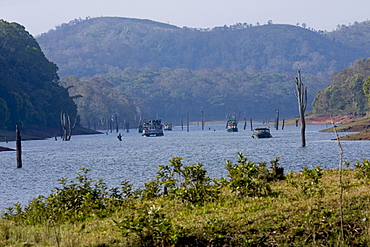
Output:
36,17,363,78
325,21,370,55
60,67,329,125
59,75,138,129
0,20,77,130
312,58,370,116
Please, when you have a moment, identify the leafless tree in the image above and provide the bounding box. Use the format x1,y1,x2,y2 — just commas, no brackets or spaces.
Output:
61,111,77,141
295,70,307,147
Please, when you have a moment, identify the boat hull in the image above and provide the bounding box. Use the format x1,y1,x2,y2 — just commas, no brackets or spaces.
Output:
252,128,272,138
142,131,164,137
252,133,272,138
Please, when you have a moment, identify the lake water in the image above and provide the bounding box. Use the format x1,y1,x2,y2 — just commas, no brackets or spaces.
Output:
1,124,369,211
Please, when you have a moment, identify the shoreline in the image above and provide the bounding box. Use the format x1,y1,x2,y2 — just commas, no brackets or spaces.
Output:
0,126,102,152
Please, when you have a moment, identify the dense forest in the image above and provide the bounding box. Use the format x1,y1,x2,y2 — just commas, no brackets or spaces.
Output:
325,20,370,55
59,75,138,129
37,17,364,78
2,17,370,132
60,68,329,127
0,20,78,131
312,58,370,116
36,17,370,125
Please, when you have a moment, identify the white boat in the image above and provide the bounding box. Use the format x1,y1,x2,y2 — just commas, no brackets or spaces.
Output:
252,128,272,138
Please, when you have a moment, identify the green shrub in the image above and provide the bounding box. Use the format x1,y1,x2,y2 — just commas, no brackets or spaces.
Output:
3,168,134,224
225,153,275,197
114,204,184,246
287,166,324,197
202,216,232,246
155,157,221,204
355,159,370,181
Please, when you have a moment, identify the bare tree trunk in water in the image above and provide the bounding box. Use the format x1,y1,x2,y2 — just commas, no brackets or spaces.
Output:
61,111,77,141
16,124,22,168
295,70,307,147
275,108,279,130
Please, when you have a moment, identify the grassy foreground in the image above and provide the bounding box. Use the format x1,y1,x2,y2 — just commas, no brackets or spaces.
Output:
1,154,370,246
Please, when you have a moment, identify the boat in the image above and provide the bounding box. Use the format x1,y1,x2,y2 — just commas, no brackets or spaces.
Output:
163,123,173,131
142,119,164,137
252,127,272,138
226,119,238,132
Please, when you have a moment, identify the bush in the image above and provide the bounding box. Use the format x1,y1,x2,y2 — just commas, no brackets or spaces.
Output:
225,153,279,197
287,166,324,197
355,159,370,181
3,168,134,224
114,204,184,246
155,157,221,204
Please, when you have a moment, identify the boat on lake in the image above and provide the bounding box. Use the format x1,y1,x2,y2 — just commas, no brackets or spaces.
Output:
163,123,173,131
142,119,164,137
226,119,238,132
252,127,272,138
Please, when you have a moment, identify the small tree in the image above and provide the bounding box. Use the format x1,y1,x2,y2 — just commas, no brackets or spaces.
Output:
295,70,307,147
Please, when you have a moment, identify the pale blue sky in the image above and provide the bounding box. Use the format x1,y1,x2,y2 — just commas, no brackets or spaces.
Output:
1,0,369,36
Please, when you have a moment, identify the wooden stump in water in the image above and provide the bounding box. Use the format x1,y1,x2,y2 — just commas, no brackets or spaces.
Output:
16,124,22,168
275,109,279,130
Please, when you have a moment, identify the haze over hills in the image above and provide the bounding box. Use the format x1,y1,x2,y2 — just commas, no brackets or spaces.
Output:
34,17,370,125
37,17,365,78
325,20,370,55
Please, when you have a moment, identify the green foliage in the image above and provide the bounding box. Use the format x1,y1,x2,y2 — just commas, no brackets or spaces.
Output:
355,159,370,181
268,157,285,181
114,204,184,246
3,159,370,246
313,58,370,116
2,168,134,224
0,20,78,130
202,217,232,246
288,166,324,197
363,76,370,98
298,201,340,245
155,157,221,204
225,153,284,197
140,179,161,200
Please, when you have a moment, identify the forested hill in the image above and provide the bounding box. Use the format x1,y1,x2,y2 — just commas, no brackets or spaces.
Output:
312,58,370,117
0,20,77,130
36,17,363,78
325,21,370,55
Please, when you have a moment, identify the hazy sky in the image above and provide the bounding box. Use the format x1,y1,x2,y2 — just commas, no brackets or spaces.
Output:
1,0,369,36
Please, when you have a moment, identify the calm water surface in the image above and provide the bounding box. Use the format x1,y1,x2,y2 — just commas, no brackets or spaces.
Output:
1,124,369,211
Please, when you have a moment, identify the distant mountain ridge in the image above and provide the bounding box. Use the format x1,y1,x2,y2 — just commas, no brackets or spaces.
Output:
36,17,366,78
